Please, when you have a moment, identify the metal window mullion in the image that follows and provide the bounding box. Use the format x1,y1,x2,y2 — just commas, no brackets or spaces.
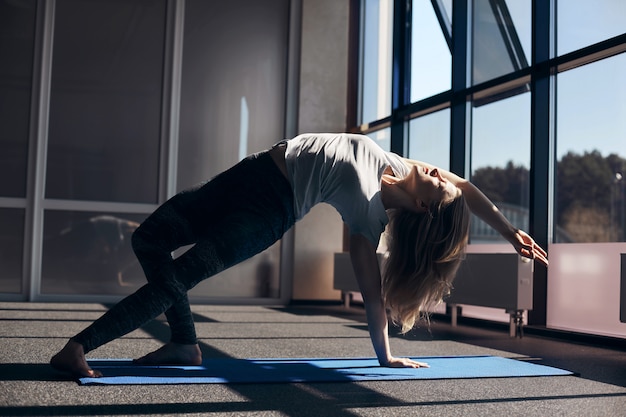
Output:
42,199,158,214
356,0,366,127
431,0,452,51
23,0,55,301
160,0,185,203
278,0,303,305
555,33,626,73
528,0,554,326
449,0,469,178
390,0,411,156
0,198,27,209
489,0,529,70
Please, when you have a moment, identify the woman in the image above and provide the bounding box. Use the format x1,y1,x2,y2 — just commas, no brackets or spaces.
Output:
51,133,548,376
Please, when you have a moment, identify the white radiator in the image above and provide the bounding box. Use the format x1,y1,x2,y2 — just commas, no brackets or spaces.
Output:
446,253,534,337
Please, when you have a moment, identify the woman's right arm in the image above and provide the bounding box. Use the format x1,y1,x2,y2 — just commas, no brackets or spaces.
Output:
457,181,548,265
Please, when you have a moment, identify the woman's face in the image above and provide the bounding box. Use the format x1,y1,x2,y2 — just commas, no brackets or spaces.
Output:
409,165,460,209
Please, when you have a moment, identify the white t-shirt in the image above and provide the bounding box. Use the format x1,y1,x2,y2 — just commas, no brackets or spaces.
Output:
283,133,410,246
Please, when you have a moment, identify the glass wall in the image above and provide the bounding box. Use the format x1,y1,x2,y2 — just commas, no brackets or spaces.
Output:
548,52,626,338
555,54,626,244
0,0,35,198
0,0,292,302
355,0,626,337
407,108,450,169
557,0,626,56
41,211,146,295
0,0,37,295
177,0,289,186
46,0,164,204
40,0,167,296
360,0,393,124
410,0,451,102
470,93,530,243
471,0,530,86
0,209,25,294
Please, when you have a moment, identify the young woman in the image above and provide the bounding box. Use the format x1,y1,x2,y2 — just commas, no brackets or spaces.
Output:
50,133,548,376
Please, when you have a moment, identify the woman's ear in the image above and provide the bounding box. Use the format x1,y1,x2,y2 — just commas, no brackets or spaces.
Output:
415,199,428,213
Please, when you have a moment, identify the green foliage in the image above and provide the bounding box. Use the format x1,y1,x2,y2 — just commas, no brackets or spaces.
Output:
470,150,626,243
471,161,529,207
557,151,624,219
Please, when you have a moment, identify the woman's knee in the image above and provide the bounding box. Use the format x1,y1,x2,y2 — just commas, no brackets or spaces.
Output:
131,225,150,257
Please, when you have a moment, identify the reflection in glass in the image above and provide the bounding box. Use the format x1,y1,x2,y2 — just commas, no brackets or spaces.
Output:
0,0,36,198
46,0,165,203
0,208,25,293
407,109,450,170
556,55,626,243
470,93,531,243
177,0,289,188
440,0,452,24
557,0,626,56
471,0,530,86
360,0,393,123
41,211,147,295
410,0,452,102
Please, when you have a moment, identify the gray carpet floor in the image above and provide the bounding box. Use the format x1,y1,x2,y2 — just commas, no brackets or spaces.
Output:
1,302,625,416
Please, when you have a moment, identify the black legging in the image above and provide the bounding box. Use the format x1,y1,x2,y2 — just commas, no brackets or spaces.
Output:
72,150,295,353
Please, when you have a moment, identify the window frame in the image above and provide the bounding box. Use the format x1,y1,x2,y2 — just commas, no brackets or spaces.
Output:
351,0,626,326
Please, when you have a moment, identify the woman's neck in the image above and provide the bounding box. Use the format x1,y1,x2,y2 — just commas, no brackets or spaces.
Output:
381,177,417,212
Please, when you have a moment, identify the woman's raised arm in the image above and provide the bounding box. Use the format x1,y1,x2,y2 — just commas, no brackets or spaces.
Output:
402,158,548,266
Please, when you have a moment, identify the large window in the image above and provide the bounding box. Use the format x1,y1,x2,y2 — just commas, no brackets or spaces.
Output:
360,0,393,124
407,108,450,169
0,209,24,294
555,54,626,243
355,0,626,337
41,211,146,295
0,0,37,295
40,0,167,297
46,0,165,204
470,92,530,243
0,0,36,198
546,53,626,338
177,0,289,187
410,0,451,101
557,0,626,56
471,0,530,86
1,0,293,302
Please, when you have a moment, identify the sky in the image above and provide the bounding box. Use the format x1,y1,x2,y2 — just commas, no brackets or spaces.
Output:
371,0,626,171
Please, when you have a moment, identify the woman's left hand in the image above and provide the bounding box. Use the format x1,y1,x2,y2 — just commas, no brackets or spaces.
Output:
382,356,430,368
511,229,549,267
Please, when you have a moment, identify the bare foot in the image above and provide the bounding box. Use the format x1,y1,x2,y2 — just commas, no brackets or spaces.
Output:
50,339,102,378
133,342,202,366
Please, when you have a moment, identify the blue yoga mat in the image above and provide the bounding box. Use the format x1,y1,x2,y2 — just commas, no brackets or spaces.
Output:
78,356,572,385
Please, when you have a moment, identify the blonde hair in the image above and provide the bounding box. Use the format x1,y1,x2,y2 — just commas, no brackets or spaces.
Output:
382,194,470,333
